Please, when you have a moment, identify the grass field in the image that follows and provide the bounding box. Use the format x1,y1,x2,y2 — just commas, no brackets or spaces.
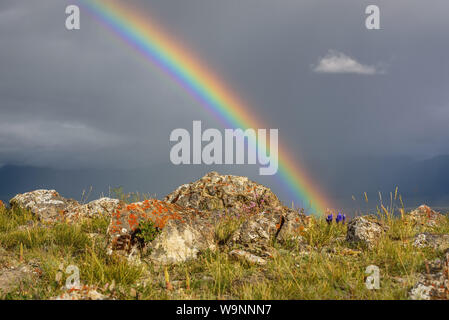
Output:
0,198,448,300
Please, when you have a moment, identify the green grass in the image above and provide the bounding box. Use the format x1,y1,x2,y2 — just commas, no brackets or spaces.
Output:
0,201,448,300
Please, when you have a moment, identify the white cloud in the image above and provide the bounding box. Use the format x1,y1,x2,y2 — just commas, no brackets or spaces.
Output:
313,50,384,75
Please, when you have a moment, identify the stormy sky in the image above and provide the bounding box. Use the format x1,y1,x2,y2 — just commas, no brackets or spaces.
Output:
1,0,448,210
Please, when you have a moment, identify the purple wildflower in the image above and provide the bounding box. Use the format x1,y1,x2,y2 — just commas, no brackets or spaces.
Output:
326,213,333,224
336,212,343,224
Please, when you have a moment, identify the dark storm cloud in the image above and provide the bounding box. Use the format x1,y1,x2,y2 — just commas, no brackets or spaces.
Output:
0,0,448,206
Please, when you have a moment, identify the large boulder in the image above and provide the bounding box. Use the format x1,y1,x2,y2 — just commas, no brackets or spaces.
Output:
106,199,216,264
9,190,120,223
164,172,283,215
346,216,389,248
407,205,445,227
164,172,310,251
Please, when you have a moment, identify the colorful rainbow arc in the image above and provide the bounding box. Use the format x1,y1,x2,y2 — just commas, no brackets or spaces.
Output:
78,0,331,214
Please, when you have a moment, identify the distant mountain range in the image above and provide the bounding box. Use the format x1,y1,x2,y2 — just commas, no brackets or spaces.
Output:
2,155,449,211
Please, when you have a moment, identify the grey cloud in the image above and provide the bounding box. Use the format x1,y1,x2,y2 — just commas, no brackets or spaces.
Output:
1,0,449,207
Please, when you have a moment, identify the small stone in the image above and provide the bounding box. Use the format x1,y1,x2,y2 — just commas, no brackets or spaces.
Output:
229,249,267,266
55,272,62,283
409,282,432,300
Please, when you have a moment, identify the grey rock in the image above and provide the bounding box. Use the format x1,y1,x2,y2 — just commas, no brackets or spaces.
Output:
164,171,283,215
147,215,216,265
106,199,216,265
409,251,449,300
413,233,449,251
407,205,445,227
10,190,120,223
230,208,309,247
346,216,388,248
10,189,79,223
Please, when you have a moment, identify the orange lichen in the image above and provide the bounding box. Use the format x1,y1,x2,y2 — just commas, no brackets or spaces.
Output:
110,198,200,237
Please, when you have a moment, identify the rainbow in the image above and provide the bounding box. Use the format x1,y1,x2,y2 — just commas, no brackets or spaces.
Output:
78,0,331,214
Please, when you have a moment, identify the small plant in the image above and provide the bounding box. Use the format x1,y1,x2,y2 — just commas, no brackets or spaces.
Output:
111,186,153,204
215,215,244,245
134,220,161,244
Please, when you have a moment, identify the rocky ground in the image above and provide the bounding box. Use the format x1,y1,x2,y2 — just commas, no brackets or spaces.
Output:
0,171,448,300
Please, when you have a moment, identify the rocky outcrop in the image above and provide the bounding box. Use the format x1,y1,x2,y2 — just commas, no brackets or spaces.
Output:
164,172,283,215
407,205,445,227
106,199,216,265
413,233,449,251
9,190,119,223
164,172,310,251
346,216,389,248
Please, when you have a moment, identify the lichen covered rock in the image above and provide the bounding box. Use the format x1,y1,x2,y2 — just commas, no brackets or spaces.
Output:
346,216,388,248
164,172,310,250
74,197,120,219
148,216,216,265
413,233,449,251
164,171,282,215
230,208,309,248
407,205,445,227
409,251,449,300
10,190,120,223
9,190,79,223
107,199,216,264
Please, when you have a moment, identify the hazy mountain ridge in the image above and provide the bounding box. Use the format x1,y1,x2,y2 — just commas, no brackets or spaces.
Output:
2,155,449,210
